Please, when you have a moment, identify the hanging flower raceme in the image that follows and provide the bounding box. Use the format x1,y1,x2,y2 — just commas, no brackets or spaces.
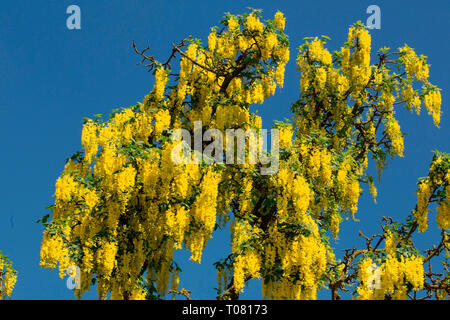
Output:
0,252,17,300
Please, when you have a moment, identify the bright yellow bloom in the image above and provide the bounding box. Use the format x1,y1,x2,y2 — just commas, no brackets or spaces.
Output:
384,230,396,256
436,199,450,230
385,116,404,157
81,120,98,164
423,90,441,127
96,242,117,279
246,13,264,33
154,109,171,135
54,175,78,203
0,255,17,299
274,11,286,31
415,179,431,233
115,165,137,193
308,38,332,65
154,67,168,101
227,16,239,32
279,126,293,148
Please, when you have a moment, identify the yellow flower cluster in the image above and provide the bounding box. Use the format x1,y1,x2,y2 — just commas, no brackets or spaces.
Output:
96,241,118,279
436,198,450,230
336,160,361,214
215,105,249,129
330,213,342,240
298,144,333,185
227,16,239,32
165,205,189,249
279,126,293,148
274,11,285,31
232,220,262,293
54,175,79,203
275,168,314,220
385,116,404,157
261,161,334,299
174,12,289,132
384,230,396,256
154,109,171,135
81,120,99,164
328,69,349,97
115,165,136,193
40,232,71,279
262,221,327,300
369,180,378,203
401,84,423,115
154,67,168,101
308,38,332,65
413,155,450,233
414,179,431,233
400,45,429,82
0,254,17,300
246,13,264,33
423,90,441,127
189,169,221,262
314,67,327,90
343,26,372,90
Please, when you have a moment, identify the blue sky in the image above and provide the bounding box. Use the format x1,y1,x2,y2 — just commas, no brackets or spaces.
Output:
0,0,449,300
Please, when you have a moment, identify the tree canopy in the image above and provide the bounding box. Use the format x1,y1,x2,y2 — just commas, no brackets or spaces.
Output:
39,9,448,300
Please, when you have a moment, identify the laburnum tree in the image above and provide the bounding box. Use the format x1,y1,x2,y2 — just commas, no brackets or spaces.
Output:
0,251,17,300
39,9,449,300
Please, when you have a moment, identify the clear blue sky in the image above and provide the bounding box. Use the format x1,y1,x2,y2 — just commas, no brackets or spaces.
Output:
1,0,448,300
